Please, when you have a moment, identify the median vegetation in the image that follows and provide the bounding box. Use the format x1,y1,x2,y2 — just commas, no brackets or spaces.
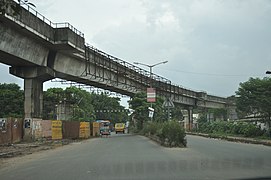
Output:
195,119,269,139
141,121,187,147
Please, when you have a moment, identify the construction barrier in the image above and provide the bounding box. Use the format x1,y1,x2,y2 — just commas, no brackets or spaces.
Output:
0,118,23,144
32,119,42,140
1,118,92,144
41,120,52,139
79,122,90,139
52,120,63,140
92,122,100,137
62,121,80,139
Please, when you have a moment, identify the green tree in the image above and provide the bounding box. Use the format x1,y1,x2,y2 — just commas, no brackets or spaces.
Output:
90,92,127,124
129,92,149,130
0,83,24,117
128,92,167,130
236,77,271,131
43,87,96,121
65,86,95,121
43,87,126,122
43,88,64,120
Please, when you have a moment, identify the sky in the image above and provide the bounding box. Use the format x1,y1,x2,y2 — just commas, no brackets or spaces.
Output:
1,0,271,106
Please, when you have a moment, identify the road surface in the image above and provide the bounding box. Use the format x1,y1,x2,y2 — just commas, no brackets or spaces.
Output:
0,134,271,180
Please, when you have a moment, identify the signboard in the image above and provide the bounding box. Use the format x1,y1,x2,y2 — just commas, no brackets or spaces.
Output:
52,120,62,140
147,88,156,102
148,107,154,118
163,98,175,108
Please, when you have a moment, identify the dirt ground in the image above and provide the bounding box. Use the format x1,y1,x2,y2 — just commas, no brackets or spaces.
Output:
0,139,82,168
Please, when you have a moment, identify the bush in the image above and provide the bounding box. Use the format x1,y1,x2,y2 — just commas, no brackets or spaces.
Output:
239,123,264,137
142,121,186,147
197,121,265,138
159,121,186,147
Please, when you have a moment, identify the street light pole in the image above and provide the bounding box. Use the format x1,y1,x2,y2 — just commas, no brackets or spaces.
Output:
134,61,168,87
133,60,168,121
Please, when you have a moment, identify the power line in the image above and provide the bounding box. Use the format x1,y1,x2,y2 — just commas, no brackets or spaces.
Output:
158,67,265,77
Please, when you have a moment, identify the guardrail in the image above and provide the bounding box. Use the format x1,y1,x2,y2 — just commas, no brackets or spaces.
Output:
85,45,212,100
86,45,172,84
19,1,84,37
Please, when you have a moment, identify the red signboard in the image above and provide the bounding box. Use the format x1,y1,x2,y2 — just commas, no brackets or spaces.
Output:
147,88,156,102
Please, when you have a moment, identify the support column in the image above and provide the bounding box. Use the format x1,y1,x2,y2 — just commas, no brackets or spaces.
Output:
188,107,193,131
226,106,238,120
10,66,55,119
24,78,43,118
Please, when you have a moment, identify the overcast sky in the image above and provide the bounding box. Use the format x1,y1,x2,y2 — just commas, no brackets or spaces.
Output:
1,0,271,102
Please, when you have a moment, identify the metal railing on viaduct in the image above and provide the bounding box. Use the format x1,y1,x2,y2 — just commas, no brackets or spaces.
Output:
0,1,236,119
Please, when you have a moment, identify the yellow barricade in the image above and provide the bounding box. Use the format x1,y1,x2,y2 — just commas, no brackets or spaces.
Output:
79,122,90,138
52,120,62,140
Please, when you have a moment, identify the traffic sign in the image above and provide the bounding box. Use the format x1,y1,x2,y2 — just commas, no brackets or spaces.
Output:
163,98,175,108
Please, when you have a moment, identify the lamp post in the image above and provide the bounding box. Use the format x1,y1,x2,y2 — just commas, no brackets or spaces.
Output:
134,61,168,87
133,60,168,121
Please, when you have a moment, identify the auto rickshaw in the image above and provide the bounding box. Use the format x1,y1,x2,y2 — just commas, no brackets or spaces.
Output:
100,124,111,138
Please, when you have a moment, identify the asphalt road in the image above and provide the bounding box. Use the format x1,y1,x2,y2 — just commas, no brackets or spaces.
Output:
0,134,271,180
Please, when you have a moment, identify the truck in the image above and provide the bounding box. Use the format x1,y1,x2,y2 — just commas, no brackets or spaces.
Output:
115,123,125,134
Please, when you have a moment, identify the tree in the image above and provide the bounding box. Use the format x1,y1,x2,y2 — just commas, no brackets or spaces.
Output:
43,88,64,120
90,92,127,124
129,92,149,130
43,86,126,123
0,83,24,117
128,92,167,130
43,87,96,121
65,86,95,121
236,77,271,130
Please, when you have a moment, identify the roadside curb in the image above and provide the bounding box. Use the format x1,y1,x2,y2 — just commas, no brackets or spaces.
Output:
186,132,271,146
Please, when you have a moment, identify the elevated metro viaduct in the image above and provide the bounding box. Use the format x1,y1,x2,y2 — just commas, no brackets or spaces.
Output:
0,2,237,125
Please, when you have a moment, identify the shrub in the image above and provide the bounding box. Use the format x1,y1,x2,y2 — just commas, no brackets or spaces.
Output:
141,121,186,147
197,121,265,138
239,123,264,137
158,121,186,147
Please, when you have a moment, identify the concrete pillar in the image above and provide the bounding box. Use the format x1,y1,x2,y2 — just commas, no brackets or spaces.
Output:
187,107,193,131
227,106,238,120
24,79,43,118
10,66,55,119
